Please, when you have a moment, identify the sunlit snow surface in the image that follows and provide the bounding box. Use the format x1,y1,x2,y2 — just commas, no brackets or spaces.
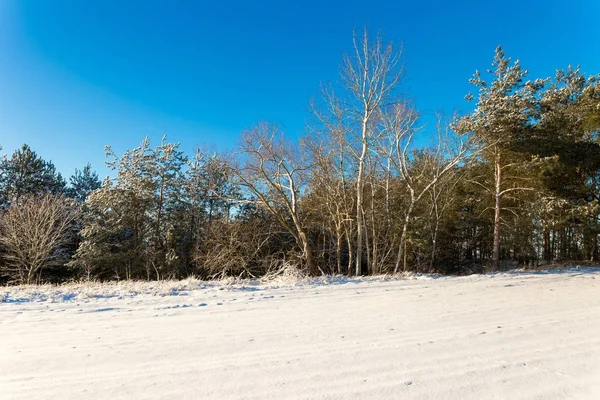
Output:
2,268,600,399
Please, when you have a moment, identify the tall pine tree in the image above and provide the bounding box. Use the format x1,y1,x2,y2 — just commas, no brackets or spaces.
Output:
0,144,66,207
67,164,102,203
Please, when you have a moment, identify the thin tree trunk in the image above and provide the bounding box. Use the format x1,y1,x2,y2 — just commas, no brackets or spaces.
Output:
394,205,413,273
543,224,551,262
156,179,165,250
298,229,314,274
560,228,567,261
206,198,214,239
430,219,439,271
363,205,370,275
385,159,392,230
492,149,502,272
594,233,599,262
371,178,378,274
355,116,368,276
346,231,354,276
403,239,408,273
336,227,343,275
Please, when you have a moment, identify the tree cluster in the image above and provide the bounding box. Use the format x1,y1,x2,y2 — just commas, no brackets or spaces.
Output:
1,32,599,284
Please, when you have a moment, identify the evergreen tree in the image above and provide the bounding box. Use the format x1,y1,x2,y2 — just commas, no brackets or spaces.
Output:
528,68,600,261
148,137,188,277
71,137,189,280
453,47,545,271
0,144,66,207
67,164,102,203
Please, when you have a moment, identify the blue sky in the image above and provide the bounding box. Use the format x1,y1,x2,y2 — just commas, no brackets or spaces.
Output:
1,0,599,179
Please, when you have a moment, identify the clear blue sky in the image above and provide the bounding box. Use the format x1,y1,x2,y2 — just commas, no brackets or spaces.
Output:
1,0,598,179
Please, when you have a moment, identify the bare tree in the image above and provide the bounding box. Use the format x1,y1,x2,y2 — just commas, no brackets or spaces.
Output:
346,30,403,276
381,108,470,272
312,29,404,275
304,128,356,274
230,122,316,273
426,161,462,271
0,194,80,284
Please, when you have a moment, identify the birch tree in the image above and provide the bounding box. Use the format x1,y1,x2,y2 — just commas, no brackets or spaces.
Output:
313,29,404,275
382,107,469,272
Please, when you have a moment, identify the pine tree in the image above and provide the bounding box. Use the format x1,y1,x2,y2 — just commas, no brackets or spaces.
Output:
149,137,188,278
0,144,66,207
530,67,600,261
453,47,545,271
67,164,102,203
71,137,190,280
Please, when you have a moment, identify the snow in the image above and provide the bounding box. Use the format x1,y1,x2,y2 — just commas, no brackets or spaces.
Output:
2,269,600,399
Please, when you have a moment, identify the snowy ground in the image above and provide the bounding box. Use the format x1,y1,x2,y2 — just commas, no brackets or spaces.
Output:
2,269,600,400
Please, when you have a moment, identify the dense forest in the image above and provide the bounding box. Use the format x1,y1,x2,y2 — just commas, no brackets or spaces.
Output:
1,33,600,284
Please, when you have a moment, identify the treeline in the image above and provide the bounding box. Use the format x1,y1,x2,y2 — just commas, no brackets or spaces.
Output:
1,33,600,284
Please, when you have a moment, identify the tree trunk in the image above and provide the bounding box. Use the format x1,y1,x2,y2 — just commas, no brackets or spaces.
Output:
394,205,413,273
594,233,599,262
371,179,378,274
363,206,370,275
298,230,314,274
26,266,38,285
543,224,551,262
207,198,214,239
346,230,354,276
156,179,164,249
355,117,368,276
430,219,439,271
336,227,343,275
560,228,567,261
492,149,502,272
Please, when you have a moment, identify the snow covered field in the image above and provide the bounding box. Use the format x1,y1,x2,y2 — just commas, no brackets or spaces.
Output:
2,269,600,399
